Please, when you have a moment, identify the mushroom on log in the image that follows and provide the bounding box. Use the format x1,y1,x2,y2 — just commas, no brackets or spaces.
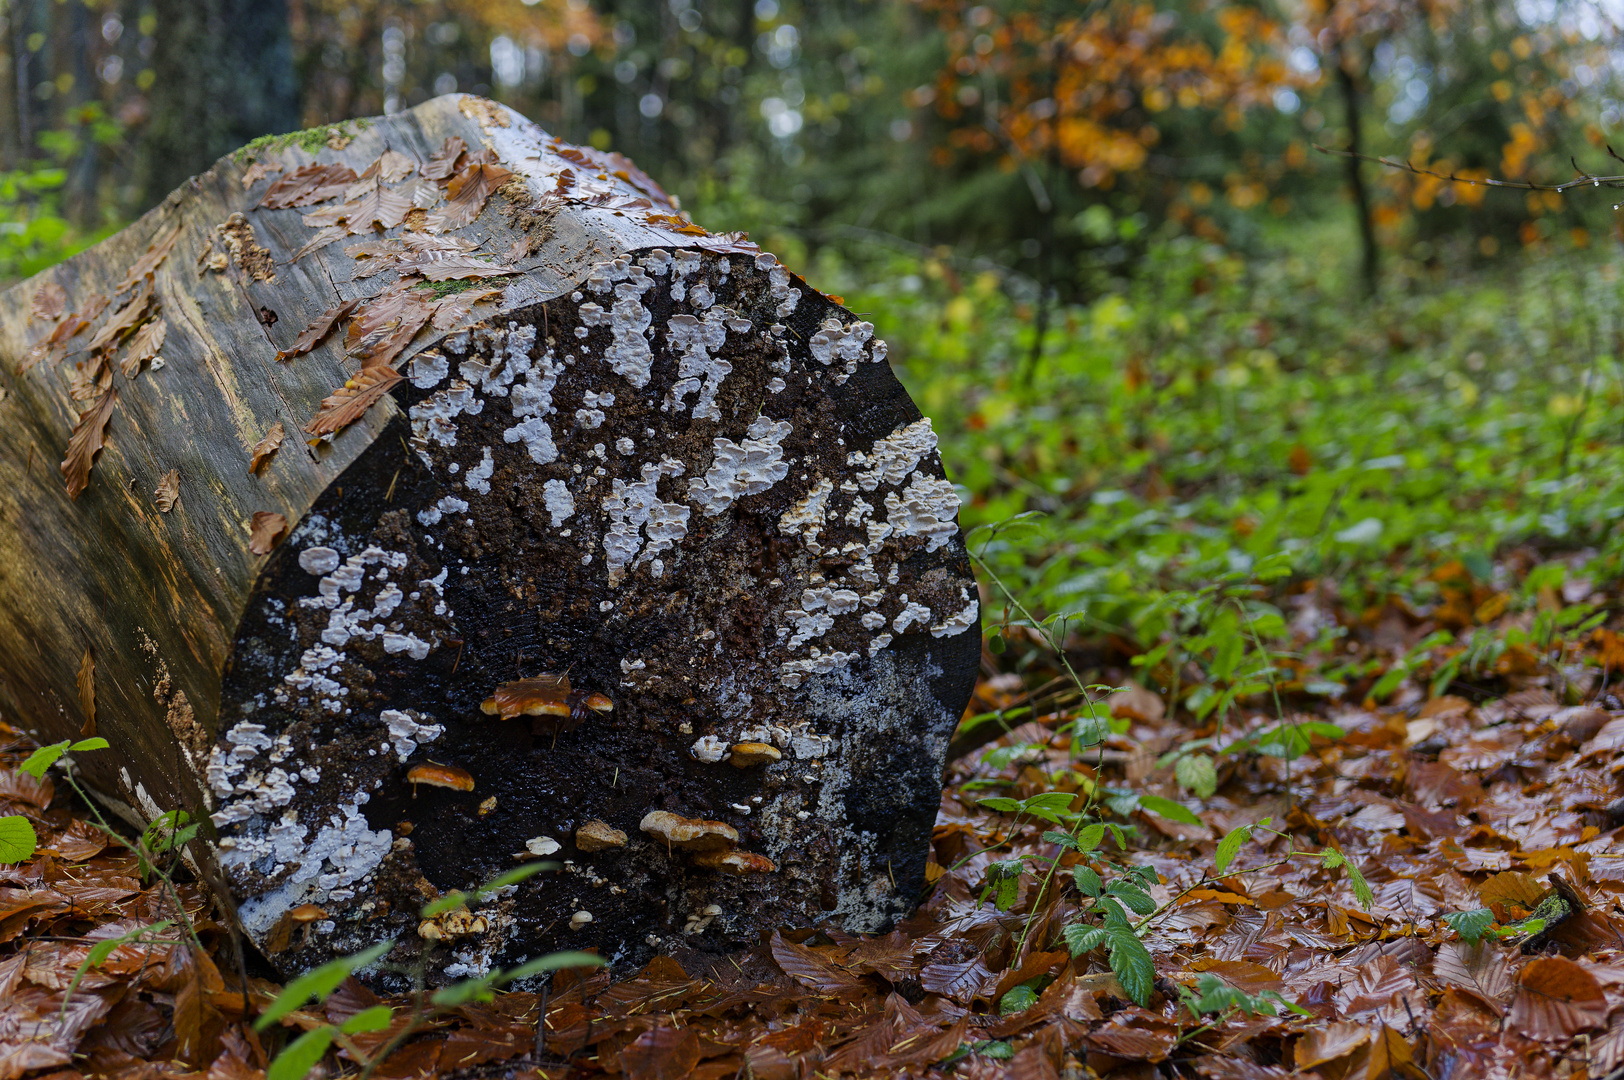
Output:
0,95,979,985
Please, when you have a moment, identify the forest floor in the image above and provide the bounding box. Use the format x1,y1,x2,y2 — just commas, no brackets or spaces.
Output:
7,241,1624,1078
3,569,1624,1079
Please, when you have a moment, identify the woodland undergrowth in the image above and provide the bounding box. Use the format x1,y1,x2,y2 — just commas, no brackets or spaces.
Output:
5,237,1624,1078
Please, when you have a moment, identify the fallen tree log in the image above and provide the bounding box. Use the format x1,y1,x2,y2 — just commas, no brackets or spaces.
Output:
0,95,979,983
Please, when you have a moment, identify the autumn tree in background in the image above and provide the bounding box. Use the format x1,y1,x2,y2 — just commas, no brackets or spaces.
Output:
0,0,1619,289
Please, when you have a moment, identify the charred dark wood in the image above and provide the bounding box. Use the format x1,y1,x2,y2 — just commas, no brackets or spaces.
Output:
0,95,979,983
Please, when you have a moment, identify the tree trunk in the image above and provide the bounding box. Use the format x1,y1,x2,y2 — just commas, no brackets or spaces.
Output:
0,95,980,985
1334,41,1379,299
139,0,302,210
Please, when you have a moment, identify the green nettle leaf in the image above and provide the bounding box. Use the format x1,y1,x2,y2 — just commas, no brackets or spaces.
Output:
1214,815,1271,875
1174,754,1218,798
1042,830,1079,851
1075,822,1106,853
0,816,38,864
998,984,1039,1015
1062,923,1108,956
501,950,607,983
1443,908,1496,944
18,741,69,779
1137,795,1201,826
977,797,1023,815
256,940,394,1030
1073,866,1103,898
1106,928,1155,1007
977,1040,1014,1060
69,737,109,752
339,1005,394,1034
267,1026,337,1080
1106,881,1158,916
1321,848,1373,910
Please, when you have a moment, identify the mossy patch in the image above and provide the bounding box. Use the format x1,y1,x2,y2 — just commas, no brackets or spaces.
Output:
235,119,374,164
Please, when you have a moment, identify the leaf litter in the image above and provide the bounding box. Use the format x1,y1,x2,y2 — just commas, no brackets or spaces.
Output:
0,560,1622,1078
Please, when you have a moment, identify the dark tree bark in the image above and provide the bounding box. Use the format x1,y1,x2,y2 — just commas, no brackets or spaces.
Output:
139,0,301,209
1334,40,1379,299
0,95,979,985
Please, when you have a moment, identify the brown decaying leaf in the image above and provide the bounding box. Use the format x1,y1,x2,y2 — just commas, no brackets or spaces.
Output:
259,163,359,209
336,184,414,235
19,295,107,373
154,469,181,512
290,224,349,262
60,388,118,500
430,286,505,331
1510,956,1608,1038
420,135,467,181
113,224,182,294
76,647,94,738
275,299,360,362
85,278,156,358
240,160,283,188
303,366,403,438
249,421,287,476
425,163,514,232
344,281,436,370
248,511,289,555
120,317,167,379
31,282,66,322
400,177,441,209
373,149,416,183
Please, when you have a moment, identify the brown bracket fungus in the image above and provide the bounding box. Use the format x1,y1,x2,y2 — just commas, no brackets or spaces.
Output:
0,94,979,987
640,811,741,853
576,820,629,852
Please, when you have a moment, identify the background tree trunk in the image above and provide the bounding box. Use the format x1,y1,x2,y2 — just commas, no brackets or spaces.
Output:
140,0,301,209
0,95,979,984
1334,40,1379,299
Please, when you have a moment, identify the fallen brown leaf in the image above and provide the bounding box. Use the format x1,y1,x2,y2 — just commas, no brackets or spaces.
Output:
60,388,119,500
248,512,288,556
248,422,286,476
154,469,181,512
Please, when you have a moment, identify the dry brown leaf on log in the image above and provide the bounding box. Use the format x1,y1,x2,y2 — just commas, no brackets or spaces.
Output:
335,185,415,236
240,160,283,188
259,163,358,209
347,234,478,279
248,512,289,556
76,648,94,737
60,388,118,500
154,469,181,512
20,295,105,373
67,354,112,401
249,422,287,476
431,287,506,330
304,366,404,439
275,299,359,362
345,281,436,369
373,150,417,182
289,224,348,263
421,136,467,181
112,224,181,294
85,278,156,359
120,317,167,379
401,177,441,209
425,163,513,231
31,283,66,322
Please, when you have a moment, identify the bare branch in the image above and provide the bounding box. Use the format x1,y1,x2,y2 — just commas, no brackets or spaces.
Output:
1312,144,1624,193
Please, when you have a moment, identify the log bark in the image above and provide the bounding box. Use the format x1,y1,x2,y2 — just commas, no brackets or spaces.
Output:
0,95,979,984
